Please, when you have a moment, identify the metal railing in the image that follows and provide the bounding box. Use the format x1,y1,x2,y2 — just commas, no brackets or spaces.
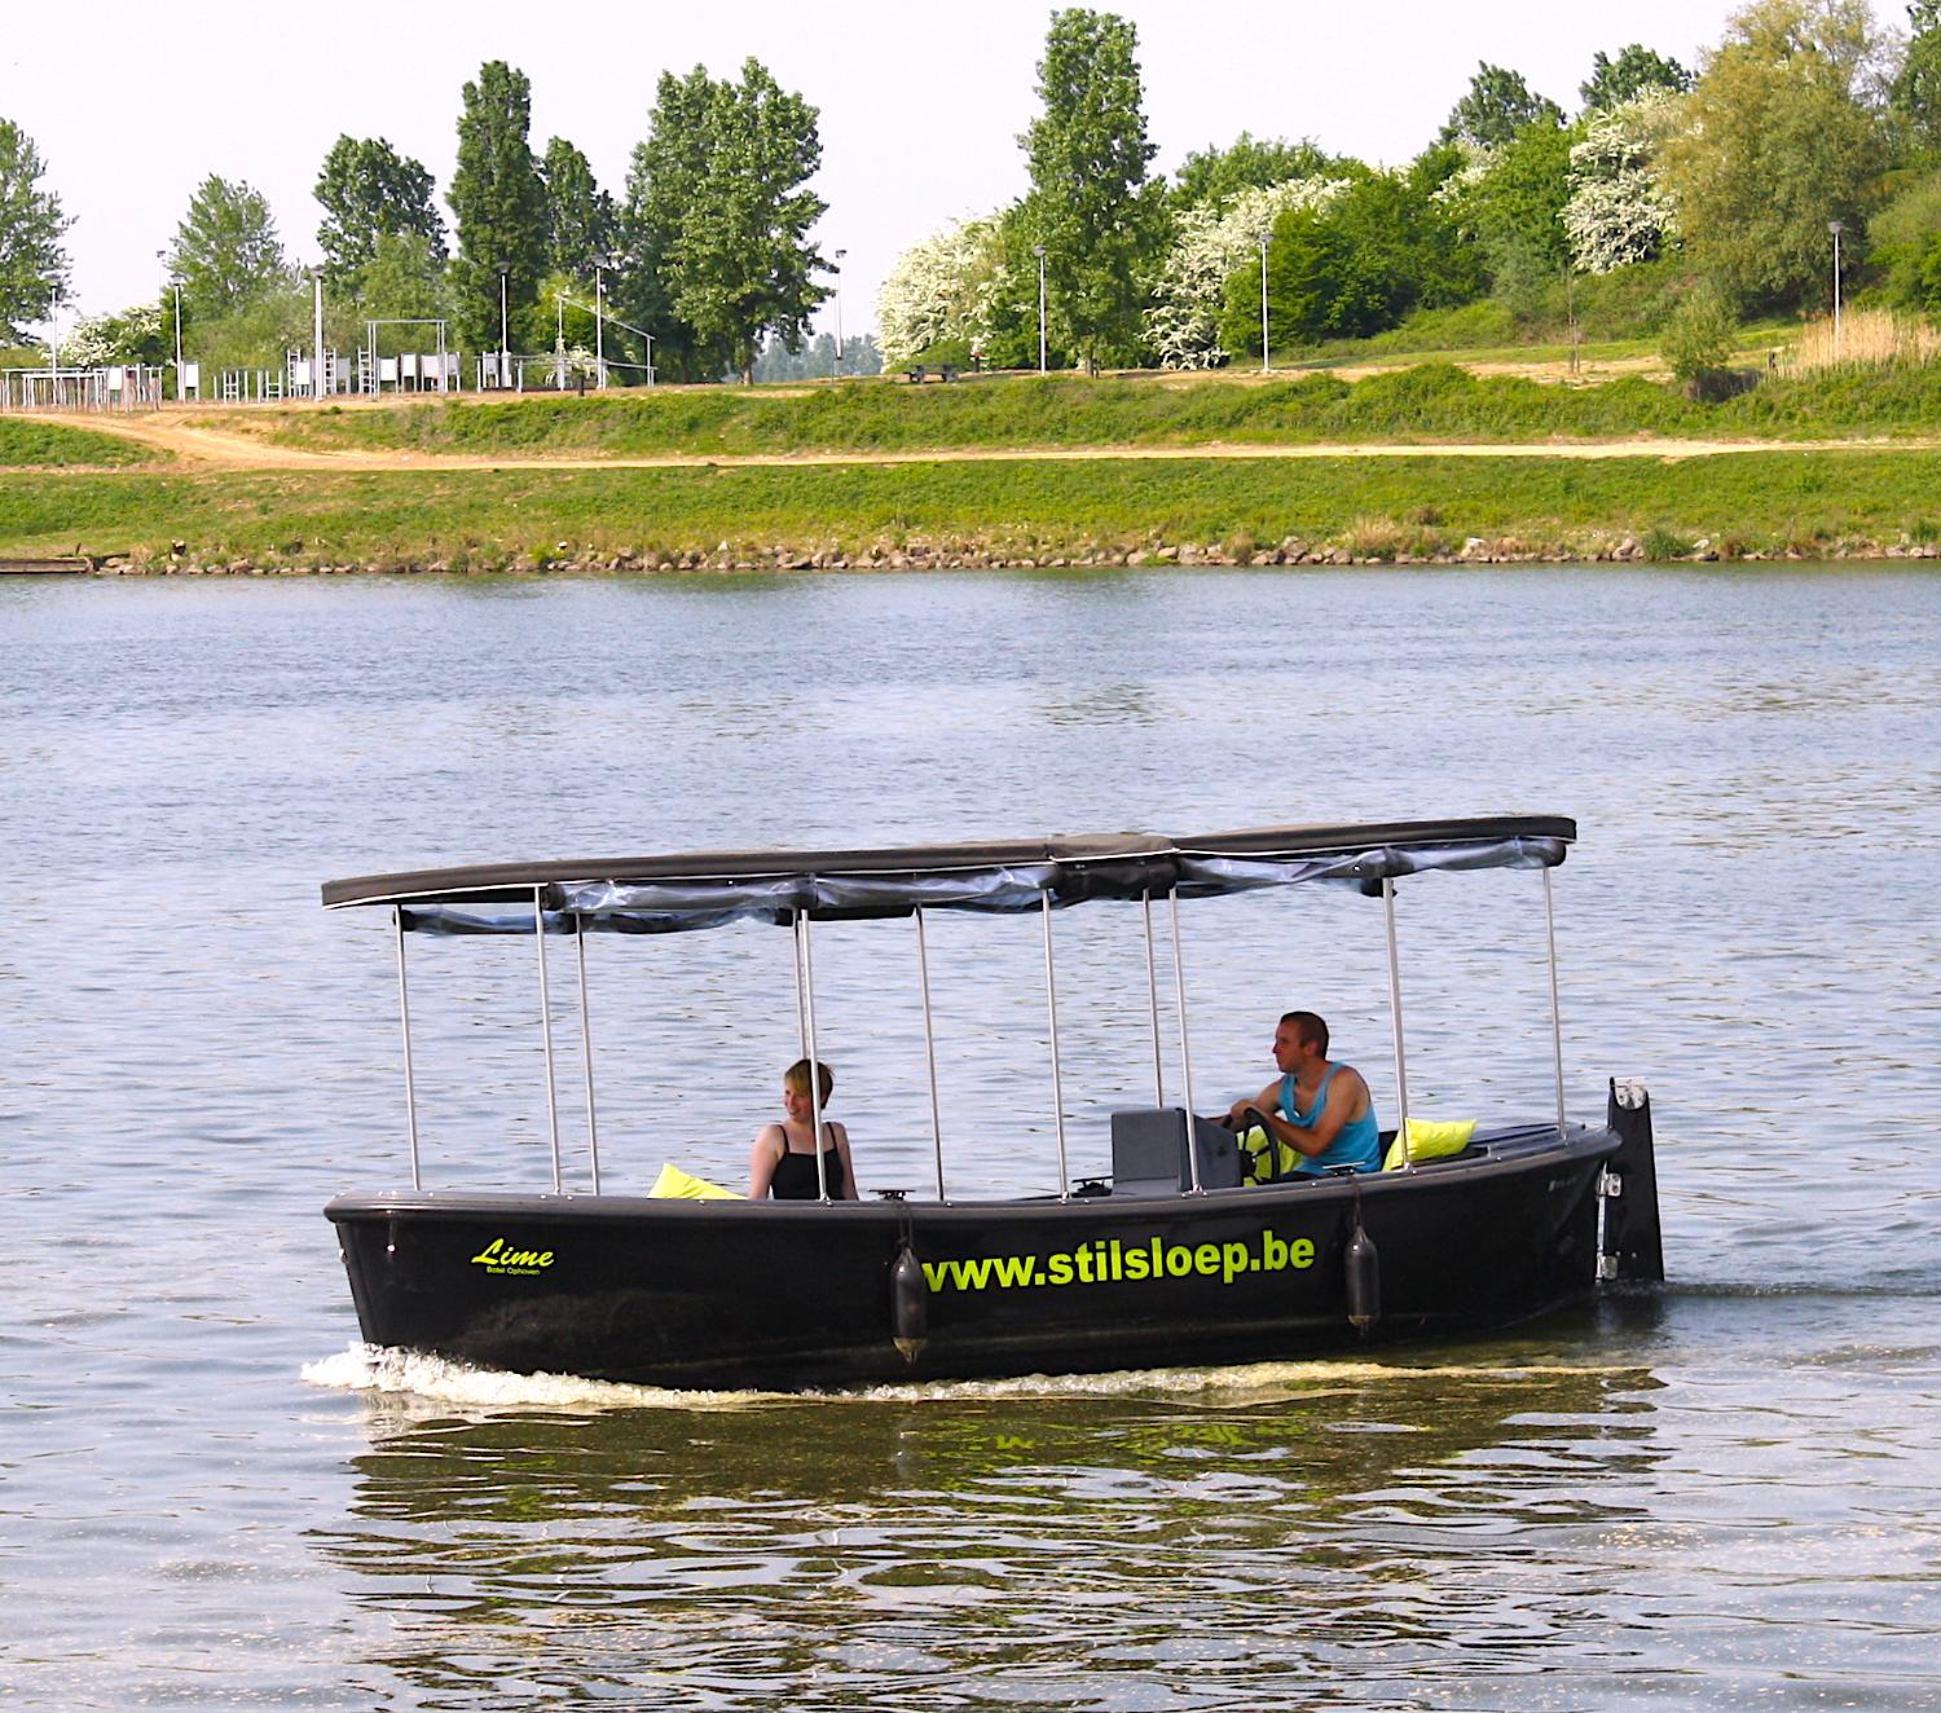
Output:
1,365,165,412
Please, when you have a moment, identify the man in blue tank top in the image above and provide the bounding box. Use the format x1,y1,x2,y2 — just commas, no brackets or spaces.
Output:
1224,1010,1382,1178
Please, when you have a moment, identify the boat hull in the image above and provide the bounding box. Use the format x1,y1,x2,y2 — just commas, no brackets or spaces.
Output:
326,1123,1619,1390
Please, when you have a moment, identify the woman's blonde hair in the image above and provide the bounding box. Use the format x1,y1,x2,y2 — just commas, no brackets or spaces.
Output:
784,1058,834,1105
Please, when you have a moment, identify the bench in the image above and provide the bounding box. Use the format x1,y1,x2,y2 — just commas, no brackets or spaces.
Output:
903,364,961,384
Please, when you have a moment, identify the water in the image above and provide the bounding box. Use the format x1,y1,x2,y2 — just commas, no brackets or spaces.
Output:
4,566,1938,1708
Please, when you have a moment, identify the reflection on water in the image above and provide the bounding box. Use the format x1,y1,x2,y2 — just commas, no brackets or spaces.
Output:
1039,682,1166,729
7,567,1941,1710
313,1347,1662,1709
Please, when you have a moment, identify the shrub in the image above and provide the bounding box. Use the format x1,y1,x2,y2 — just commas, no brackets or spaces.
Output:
1370,298,1518,351
1660,286,1738,383
1685,367,1761,403
909,338,975,371
1641,524,1694,560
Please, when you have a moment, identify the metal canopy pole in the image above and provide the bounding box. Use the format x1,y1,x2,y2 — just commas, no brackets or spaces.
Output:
575,921,601,1194
800,911,830,1203
1040,894,1071,1200
1382,878,1412,1170
792,912,809,1061
1142,891,1165,1106
1167,891,1203,1194
914,908,947,1202
1543,865,1566,1140
534,886,562,1193
393,908,422,1191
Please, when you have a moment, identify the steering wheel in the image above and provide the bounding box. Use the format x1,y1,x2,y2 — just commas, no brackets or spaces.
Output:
1237,1105,1287,1185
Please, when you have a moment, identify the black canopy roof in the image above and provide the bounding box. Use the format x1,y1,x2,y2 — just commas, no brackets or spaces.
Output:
322,816,1574,935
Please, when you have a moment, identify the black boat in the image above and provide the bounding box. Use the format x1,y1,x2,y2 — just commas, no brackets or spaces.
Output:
322,816,1664,1391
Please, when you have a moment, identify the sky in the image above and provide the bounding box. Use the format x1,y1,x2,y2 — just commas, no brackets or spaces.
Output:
6,0,1835,341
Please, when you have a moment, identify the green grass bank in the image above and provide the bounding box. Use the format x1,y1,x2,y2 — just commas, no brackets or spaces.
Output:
11,452,1941,569
186,363,1941,460
0,417,161,468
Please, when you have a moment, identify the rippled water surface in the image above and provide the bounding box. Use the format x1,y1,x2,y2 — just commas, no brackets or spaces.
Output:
4,566,1939,1708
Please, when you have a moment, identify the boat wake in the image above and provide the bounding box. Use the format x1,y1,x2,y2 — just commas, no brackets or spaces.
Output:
299,1343,768,1412
300,1341,1632,1415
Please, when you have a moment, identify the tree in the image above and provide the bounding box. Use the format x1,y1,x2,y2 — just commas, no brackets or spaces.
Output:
1021,8,1167,370
1227,205,1388,345
1459,116,1578,303
621,67,717,380
447,60,548,353
315,136,445,286
1895,2,1941,152
60,302,166,367
1564,93,1682,273
1216,164,1483,354
965,205,1058,369
1397,144,1496,307
1147,177,1344,366
167,176,287,318
1658,0,1891,308
176,279,352,374
1862,164,1941,308
1441,63,1565,148
1580,44,1695,111
540,137,616,281
877,215,1007,365
355,231,447,323
0,117,69,342
1171,133,1332,211
650,59,831,383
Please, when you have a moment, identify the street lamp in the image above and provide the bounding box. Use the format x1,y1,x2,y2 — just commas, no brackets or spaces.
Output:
156,249,183,381
1033,243,1048,374
499,268,510,388
1828,219,1845,358
1258,234,1271,375
593,263,606,389
310,265,325,400
831,248,847,380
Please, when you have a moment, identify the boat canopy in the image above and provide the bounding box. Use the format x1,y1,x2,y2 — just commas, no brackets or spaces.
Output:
322,815,1573,937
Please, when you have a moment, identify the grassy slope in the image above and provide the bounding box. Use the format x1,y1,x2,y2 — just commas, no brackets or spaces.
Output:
9,453,1941,564
0,417,159,468
189,362,1941,461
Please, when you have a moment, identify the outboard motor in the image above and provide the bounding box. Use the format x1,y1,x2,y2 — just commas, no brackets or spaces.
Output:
1600,1080,1665,1284
890,1242,929,1362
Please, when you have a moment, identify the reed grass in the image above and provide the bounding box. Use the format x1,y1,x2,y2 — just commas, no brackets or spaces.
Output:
1786,309,1941,373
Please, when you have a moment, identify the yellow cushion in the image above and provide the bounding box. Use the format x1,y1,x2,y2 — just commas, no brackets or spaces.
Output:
1382,1117,1477,1172
649,1162,739,1200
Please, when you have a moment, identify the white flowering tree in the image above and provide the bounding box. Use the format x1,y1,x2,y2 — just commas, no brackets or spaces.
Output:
1145,179,1342,367
58,302,164,367
877,217,1009,366
1563,92,1681,275
1430,139,1497,219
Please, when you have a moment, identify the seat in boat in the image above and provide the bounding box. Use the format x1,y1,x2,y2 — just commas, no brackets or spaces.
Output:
1110,1107,1242,1197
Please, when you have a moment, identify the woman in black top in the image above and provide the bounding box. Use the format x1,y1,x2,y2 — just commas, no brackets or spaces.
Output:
747,1058,859,1201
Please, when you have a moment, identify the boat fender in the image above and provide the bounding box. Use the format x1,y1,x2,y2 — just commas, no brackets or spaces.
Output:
1345,1196,1380,1333
890,1242,928,1363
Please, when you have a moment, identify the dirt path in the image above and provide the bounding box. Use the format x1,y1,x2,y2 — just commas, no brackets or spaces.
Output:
34,409,1941,472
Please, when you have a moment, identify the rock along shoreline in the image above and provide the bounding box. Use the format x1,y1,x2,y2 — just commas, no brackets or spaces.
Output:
84,530,1941,576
